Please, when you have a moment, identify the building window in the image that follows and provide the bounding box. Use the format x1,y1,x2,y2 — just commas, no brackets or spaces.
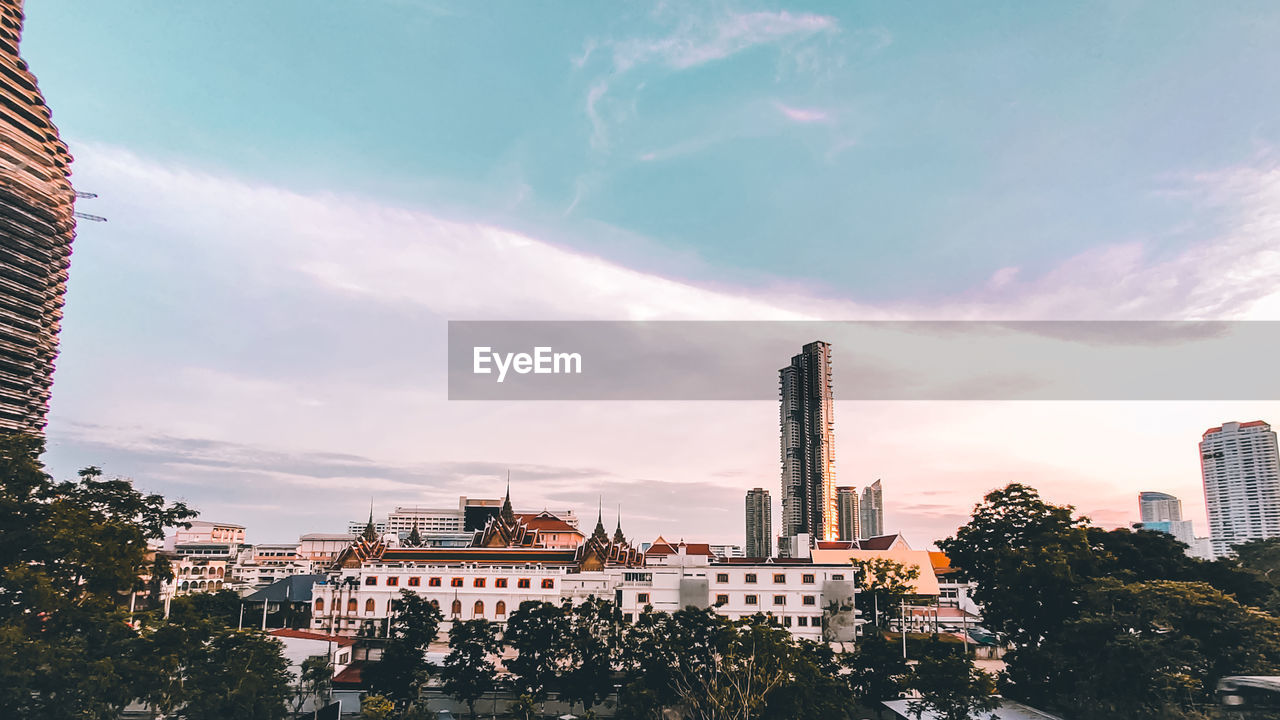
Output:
474,578,486,588
802,573,815,584
495,600,507,617
365,576,377,586
518,578,531,589
831,574,844,580
496,578,508,588
365,599,375,613
624,613,633,623
745,595,758,605
773,595,786,605
637,593,650,604
451,578,464,587
773,573,786,584
541,579,554,589
451,599,462,618
803,595,816,606
473,600,484,618
408,577,420,587
715,594,729,606
428,577,442,587
783,616,792,627
386,577,399,587
716,573,729,583
797,616,808,626
347,598,357,612
314,598,325,612
744,573,757,584
813,616,822,625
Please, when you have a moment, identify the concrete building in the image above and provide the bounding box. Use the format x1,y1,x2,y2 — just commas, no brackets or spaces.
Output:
860,480,884,539
165,521,246,550
779,340,838,544
1201,421,1280,558
744,488,772,558
1139,491,1183,523
836,486,860,542
709,544,745,560
0,0,77,434
298,533,356,568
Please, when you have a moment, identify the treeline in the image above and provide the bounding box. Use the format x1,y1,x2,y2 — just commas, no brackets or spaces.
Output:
364,590,990,720
939,482,1280,719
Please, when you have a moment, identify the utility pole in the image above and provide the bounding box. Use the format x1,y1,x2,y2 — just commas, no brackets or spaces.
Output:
901,597,907,659
238,602,244,630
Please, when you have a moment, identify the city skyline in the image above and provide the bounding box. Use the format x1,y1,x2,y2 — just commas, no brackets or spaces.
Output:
1202,420,1280,558
12,2,1280,548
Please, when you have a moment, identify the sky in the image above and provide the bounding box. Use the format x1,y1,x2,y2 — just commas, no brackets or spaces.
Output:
19,1,1280,548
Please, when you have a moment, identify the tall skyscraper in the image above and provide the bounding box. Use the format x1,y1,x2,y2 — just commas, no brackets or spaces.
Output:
779,340,837,543
836,486,860,542
1201,421,1280,558
1138,491,1183,523
859,480,883,539
0,0,76,434
744,488,772,559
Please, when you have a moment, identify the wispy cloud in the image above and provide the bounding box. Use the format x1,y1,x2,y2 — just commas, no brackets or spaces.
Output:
773,101,831,124
609,10,838,73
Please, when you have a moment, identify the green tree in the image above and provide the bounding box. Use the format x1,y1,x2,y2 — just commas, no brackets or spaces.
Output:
505,600,571,704
762,638,853,720
558,596,619,715
174,629,293,720
669,616,797,720
1009,579,1280,719
293,655,332,714
441,618,503,719
907,640,998,720
360,693,397,720
850,557,921,628
843,630,910,705
937,483,1094,646
364,589,442,702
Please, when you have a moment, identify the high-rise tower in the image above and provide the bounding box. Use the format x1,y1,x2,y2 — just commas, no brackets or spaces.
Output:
1138,491,1183,523
836,486,859,542
859,480,883,539
1201,421,1280,558
779,340,837,542
0,0,76,434
744,488,772,559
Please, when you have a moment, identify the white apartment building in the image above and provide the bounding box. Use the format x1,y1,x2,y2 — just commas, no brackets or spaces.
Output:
1201,421,1280,558
165,521,245,550
299,533,357,567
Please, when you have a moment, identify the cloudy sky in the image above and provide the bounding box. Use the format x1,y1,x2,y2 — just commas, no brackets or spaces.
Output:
21,2,1280,548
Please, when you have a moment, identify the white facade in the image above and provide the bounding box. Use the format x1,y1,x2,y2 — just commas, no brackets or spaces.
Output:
166,521,245,550
1138,491,1183,523
1202,421,1280,558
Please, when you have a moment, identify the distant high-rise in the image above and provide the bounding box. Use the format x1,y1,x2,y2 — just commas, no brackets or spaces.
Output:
1201,421,1280,558
1138,491,1183,523
779,341,837,542
836,486,860,542
0,0,76,434
859,480,883,539
745,488,772,558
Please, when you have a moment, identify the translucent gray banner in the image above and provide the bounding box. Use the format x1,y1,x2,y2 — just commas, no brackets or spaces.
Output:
447,321,1280,401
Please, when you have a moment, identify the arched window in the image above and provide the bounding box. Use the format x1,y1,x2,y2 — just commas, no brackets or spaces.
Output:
451,599,462,618
315,598,325,612
214,581,222,589
347,598,357,613
216,567,224,577
198,580,206,589
365,598,376,613
473,600,484,618
495,600,506,617
180,567,188,576
429,599,440,611
180,581,189,591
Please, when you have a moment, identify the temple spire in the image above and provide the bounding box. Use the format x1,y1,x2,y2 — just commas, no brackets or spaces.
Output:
590,496,609,544
406,518,422,547
499,473,515,525
612,505,626,545
362,503,378,543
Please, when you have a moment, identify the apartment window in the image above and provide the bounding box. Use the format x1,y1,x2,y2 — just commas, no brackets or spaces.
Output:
802,573,815,584
744,573,758,584
715,594,729,606
637,593,650,604
831,574,844,580
314,598,325,612
518,578,531,589
541,579,554,589
346,598,357,612
474,578,486,588
773,573,786,584
783,616,792,627
428,577,442,587
496,578,508,588
773,595,786,605
716,573,729,583
451,578,464,587
407,577,420,587
745,595,758,605
813,616,822,625
803,595,816,606
364,576,377,586
797,616,808,626
624,613,634,623
386,577,398,587
365,599,375,613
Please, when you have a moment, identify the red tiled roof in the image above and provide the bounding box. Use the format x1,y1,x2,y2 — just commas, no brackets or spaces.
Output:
645,540,715,557
859,534,903,550
816,541,858,550
520,513,581,534
269,628,355,647
928,551,954,574
333,661,365,688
